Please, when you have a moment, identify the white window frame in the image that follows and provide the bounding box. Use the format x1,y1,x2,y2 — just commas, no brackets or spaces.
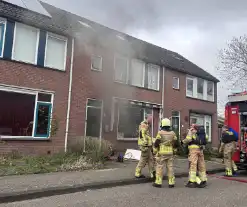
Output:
186,76,195,97
117,102,153,141
172,77,180,89
12,22,40,65
0,17,7,58
84,98,103,140
190,113,212,142
207,81,214,102
147,63,160,91
197,78,204,99
91,55,103,71
171,111,180,137
130,59,145,87
44,32,68,71
0,85,54,140
114,55,129,84
186,75,215,102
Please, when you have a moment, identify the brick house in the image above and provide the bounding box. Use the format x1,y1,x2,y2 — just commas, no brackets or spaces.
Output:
0,1,219,155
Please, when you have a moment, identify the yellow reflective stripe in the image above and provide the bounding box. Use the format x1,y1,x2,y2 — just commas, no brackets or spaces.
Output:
188,145,200,149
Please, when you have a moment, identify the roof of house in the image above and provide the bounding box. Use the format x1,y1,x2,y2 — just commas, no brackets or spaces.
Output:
0,0,219,82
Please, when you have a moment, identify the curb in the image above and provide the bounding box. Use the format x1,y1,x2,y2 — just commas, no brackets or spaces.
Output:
0,168,225,204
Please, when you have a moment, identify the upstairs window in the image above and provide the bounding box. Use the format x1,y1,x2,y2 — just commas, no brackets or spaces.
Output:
91,55,102,71
0,18,6,57
114,55,128,83
45,33,67,71
207,81,214,102
130,59,145,87
172,77,179,89
147,64,160,90
186,77,194,97
197,78,204,99
12,23,39,64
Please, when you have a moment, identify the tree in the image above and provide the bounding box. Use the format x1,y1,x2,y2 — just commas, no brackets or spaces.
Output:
218,35,247,90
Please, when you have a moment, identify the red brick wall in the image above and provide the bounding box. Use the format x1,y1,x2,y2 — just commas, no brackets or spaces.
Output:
163,69,218,147
0,40,72,155
68,41,163,152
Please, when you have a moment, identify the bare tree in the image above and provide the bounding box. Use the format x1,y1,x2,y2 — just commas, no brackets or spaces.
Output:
218,35,247,90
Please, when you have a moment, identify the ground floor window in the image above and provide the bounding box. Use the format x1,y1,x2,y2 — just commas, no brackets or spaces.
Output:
171,111,180,137
117,102,152,139
190,113,212,142
0,88,53,138
85,99,103,138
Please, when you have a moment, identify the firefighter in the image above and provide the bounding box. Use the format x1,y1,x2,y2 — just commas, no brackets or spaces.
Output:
135,115,155,179
220,125,238,176
182,124,208,188
153,118,178,188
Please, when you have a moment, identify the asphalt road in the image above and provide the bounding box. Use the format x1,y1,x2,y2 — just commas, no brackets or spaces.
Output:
2,175,247,207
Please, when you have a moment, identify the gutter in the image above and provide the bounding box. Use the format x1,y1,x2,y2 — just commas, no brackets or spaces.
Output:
65,38,75,153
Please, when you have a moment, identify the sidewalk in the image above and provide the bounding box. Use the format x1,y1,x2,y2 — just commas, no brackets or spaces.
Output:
0,158,225,204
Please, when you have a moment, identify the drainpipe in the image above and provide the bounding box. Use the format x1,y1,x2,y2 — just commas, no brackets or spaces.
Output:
161,66,165,119
65,38,75,153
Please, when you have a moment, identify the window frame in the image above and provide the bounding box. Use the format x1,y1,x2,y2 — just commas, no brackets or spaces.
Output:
84,98,103,139
0,85,54,140
186,76,194,97
172,77,180,90
171,111,180,137
44,32,68,71
91,55,103,72
12,22,40,65
147,63,160,91
117,102,153,141
0,17,6,58
186,75,215,102
130,59,145,87
207,81,214,102
114,54,129,84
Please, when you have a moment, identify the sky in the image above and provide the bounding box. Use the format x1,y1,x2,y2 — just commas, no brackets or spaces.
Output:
40,0,247,116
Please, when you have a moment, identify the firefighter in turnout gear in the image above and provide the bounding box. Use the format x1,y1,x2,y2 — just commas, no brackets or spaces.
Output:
182,124,208,188
135,115,155,179
219,125,238,176
153,118,178,188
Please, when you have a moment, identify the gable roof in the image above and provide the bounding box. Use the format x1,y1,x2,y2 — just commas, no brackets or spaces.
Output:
0,0,219,82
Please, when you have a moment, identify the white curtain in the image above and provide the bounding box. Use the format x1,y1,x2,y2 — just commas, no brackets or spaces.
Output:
13,23,38,64
148,64,159,90
45,35,66,70
131,59,144,87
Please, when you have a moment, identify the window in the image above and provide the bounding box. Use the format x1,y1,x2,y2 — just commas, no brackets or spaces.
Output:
0,18,6,57
207,81,214,102
186,77,194,97
186,76,214,102
172,77,179,89
85,99,103,138
117,102,152,139
197,78,204,99
91,55,102,71
12,23,39,64
171,111,180,135
0,88,53,138
190,113,212,142
130,59,145,87
147,64,160,90
114,56,128,83
45,33,67,71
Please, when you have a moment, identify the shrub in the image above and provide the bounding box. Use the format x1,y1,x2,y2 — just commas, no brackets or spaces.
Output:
68,136,114,163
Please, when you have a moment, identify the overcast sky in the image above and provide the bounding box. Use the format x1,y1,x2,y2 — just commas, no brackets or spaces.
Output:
42,0,247,115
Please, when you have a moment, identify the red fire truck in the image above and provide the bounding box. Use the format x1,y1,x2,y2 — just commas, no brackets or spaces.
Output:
225,91,247,169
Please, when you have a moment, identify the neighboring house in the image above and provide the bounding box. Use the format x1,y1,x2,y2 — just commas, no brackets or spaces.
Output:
0,1,219,155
